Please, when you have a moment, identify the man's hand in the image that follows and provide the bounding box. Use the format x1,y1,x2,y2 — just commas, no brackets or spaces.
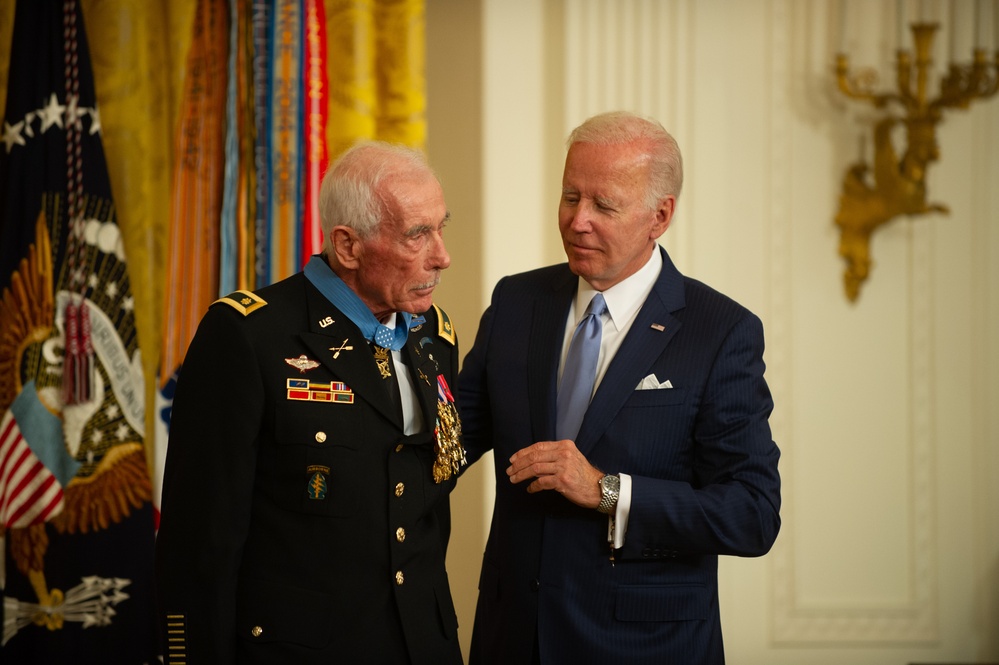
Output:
507,440,604,509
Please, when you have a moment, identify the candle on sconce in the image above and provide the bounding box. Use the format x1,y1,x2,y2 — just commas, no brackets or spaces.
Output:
920,0,929,21
839,0,847,53
976,0,986,47
949,0,957,61
994,0,999,51
897,0,906,50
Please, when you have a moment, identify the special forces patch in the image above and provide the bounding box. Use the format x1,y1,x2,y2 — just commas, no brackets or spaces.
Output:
307,465,330,500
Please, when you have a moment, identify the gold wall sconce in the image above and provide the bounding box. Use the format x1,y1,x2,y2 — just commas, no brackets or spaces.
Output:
833,2,998,301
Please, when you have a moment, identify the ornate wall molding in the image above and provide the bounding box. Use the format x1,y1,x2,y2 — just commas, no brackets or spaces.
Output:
562,0,694,261
770,0,938,644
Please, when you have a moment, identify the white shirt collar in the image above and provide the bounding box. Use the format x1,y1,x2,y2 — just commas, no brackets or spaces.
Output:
572,246,662,331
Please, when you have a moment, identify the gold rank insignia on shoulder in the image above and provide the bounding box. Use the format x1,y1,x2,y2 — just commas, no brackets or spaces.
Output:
213,289,268,316
433,304,456,346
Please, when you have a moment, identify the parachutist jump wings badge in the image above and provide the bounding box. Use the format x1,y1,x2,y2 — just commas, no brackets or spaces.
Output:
285,354,320,373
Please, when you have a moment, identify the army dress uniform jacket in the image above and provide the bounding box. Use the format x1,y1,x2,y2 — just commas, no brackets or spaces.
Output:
154,272,464,665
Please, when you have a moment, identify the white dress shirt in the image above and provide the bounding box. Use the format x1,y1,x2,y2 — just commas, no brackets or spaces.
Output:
382,314,424,436
559,247,663,549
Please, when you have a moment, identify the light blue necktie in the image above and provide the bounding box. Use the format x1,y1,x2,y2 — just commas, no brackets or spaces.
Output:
556,293,606,441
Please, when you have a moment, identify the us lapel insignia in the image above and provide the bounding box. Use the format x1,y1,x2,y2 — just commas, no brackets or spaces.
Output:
432,375,466,483
287,378,355,403
650,323,666,331
285,354,320,373
306,465,330,500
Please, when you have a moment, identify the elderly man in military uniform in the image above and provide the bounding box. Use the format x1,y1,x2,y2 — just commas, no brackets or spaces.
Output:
155,141,465,665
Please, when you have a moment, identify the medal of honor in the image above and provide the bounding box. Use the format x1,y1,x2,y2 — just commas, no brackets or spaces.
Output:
373,345,392,378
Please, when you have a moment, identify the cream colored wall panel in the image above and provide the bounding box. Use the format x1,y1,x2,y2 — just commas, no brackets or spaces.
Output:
772,0,943,646
686,0,774,309
482,0,548,300
975,103,999,656
562,0,694,270
928,101,999,652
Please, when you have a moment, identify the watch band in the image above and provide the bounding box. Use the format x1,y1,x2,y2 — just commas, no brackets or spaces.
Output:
597,474,620,514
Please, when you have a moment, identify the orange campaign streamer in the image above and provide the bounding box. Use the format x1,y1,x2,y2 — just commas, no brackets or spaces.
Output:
159,0,229,388
302,0,329,265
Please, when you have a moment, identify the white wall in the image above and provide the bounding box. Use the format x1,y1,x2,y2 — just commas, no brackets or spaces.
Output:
429,0,999,662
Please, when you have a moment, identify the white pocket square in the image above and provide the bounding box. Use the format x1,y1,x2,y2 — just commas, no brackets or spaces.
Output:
636,374,673,390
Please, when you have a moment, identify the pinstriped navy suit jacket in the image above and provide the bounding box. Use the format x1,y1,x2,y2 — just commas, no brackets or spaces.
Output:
457,247,781,665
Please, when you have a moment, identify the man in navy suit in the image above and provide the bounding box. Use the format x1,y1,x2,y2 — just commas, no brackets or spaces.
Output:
457,111,781,664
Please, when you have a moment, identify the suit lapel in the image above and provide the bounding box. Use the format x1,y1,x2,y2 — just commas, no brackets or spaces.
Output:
296,283,399,425
575,247,687,455
529,270,576,443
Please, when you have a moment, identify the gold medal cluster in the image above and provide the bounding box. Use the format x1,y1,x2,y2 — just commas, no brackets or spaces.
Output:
433,399,464,483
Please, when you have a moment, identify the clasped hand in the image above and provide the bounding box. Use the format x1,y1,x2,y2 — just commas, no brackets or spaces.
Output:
506,439,604,509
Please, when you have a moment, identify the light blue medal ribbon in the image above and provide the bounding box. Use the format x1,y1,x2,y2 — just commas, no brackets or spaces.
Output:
304,255,413,350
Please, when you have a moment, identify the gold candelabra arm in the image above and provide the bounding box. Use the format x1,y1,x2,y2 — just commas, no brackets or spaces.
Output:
908,23,939,107
938,64,971,108
969,48,999,98
895,49,916,107
835,53,901,108
934,48,999,110
832,20,997,301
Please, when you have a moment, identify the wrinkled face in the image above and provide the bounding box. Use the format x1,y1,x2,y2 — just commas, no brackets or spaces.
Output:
558,141,672,291
353,172,451,317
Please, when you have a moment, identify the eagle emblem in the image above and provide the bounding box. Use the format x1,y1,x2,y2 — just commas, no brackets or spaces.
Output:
1,212,151,640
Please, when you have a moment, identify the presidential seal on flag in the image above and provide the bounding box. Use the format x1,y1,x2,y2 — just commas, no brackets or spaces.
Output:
0,1,157,661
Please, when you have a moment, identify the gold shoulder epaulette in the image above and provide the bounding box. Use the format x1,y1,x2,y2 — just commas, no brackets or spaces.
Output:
433,304,456,346
212,289,268,316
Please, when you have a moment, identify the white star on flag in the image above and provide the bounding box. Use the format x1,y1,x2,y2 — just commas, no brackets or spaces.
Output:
2,120,26,153
38,93,66,132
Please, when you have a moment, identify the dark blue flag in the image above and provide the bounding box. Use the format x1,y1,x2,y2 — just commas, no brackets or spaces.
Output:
0,1,158,663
